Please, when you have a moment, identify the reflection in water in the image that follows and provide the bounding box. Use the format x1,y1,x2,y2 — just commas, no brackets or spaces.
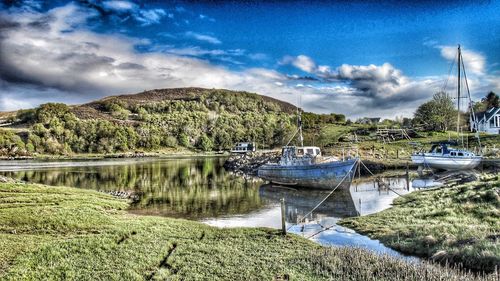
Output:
0,158,422,258
205,175,420,259
0,158,263,219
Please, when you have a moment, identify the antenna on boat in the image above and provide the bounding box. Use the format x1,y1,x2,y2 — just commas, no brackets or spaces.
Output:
298,92,304,147
457,44,461,139
284,92,304,147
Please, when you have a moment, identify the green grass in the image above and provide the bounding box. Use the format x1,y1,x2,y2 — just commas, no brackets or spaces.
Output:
340,174,500,273
0,180,498,280
306,124,500,160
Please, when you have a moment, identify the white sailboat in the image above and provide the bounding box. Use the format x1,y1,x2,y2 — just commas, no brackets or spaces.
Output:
411,45,483,171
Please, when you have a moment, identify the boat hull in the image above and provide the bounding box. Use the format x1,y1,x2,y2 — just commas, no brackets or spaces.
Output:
411,155,482,170
257,159,357,190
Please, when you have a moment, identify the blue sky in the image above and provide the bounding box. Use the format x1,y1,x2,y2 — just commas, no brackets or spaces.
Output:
1,0,499,118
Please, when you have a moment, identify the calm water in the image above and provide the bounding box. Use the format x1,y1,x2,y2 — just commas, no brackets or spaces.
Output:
0,157,420,259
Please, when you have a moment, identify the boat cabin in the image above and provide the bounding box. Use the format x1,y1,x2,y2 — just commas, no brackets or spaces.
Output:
279,146,322,166
427,143,476,157
231,142,256,154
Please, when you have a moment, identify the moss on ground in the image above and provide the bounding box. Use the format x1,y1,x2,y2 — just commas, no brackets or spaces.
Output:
0,181,497,280
340,174,500,273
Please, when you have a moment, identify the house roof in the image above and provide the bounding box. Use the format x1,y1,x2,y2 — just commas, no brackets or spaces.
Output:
476,107,500,123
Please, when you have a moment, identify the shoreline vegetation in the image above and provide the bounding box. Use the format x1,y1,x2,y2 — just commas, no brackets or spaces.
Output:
0,177,498,280
339,174,500,273
1,88,499,162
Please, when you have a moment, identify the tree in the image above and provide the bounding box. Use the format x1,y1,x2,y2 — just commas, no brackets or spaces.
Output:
474,92,499,112
197,134,214,151
484,92,499,109
413,92,457,132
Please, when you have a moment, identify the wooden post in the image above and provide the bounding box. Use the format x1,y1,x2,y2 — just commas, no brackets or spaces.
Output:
280,198,286,235
405,162,410,190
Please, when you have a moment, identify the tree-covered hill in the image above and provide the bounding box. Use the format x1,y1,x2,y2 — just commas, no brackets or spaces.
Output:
0,88,310,156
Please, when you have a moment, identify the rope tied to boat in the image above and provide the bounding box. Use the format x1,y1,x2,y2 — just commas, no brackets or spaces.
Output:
289,157,408,236
286,158,359,231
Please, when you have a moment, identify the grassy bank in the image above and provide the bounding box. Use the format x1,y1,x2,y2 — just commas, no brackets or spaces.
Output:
340,174,500,273
1,180,497,280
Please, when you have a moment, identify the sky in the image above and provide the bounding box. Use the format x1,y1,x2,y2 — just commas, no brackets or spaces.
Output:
0,0,499,118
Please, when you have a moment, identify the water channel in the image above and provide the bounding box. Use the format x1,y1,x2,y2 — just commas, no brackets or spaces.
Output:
0,157,424,260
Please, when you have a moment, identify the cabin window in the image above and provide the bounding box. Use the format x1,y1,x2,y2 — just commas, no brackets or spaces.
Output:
451,152,456,156
315,149,320,155
435,147,442,154
457,152,464,156
297,149,304,155
306,148,314,155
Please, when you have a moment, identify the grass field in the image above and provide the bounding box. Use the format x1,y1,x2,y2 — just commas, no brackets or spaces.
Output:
340,174,500,273
0,179,497,280
306,124,500,160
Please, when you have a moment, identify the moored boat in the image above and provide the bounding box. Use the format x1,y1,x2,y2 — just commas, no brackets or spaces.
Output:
412,45,483,171
257,146,358,190
411,142,482,170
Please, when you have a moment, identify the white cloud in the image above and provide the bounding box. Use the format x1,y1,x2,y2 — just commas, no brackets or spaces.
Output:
102,1,137,11
99,1,168,26
440,45,486,75
282,55,316,73
1,3,498,119
185,31,221,44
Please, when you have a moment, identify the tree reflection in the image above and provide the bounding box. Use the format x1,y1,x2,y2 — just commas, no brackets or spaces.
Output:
0,158,264,219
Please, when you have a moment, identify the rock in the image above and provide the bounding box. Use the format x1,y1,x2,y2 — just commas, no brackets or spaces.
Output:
0,176,14,183
223,151,280,176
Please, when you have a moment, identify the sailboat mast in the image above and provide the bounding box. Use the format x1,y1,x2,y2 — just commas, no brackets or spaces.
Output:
457,45,461,136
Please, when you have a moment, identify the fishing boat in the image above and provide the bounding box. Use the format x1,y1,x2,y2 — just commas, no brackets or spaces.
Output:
257,106,357,190
411,45,483,171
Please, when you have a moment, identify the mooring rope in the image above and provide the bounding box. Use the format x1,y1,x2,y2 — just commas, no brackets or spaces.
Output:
286,158,359,231
289,157,411,237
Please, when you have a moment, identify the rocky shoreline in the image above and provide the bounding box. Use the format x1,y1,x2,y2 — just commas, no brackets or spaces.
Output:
223,151,280,177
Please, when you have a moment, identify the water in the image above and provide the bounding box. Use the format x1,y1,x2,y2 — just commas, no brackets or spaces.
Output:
0,157,420,259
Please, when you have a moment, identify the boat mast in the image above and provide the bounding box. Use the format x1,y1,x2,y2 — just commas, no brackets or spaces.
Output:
457,44,461,138
297,94,304,147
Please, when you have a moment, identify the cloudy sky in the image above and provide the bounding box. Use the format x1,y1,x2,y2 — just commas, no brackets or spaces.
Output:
1,0,499,118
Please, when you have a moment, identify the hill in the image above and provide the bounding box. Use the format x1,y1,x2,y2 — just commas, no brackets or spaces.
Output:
0,88,316,157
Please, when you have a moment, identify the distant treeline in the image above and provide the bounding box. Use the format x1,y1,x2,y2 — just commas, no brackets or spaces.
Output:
301,112,346,129
1,90,299,156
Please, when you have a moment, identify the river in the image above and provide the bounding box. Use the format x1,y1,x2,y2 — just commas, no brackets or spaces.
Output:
0,157,422,260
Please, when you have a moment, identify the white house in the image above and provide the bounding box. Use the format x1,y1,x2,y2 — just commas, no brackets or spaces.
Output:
471,107,500,134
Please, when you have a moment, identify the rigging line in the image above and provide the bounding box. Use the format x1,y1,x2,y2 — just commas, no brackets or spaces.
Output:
287,159,358,231
441,51,457,93
306,224,337,239
285,127,300,147
461,56,482,149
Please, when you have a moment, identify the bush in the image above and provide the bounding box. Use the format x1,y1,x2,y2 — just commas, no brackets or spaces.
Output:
163,136,178,148
197,134,214,151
